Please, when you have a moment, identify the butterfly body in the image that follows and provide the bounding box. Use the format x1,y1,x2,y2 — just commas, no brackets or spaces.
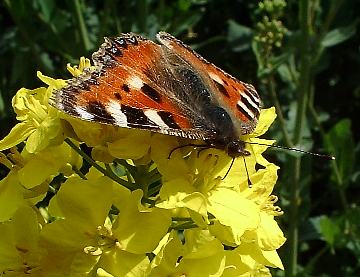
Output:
51,32,261,158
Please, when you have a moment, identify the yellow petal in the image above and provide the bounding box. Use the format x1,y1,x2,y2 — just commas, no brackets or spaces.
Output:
51,176,113,226
176,230,226,277
207,188,260,238
37,71,66,90
257,213,286,251
67,57,92,77
241,163,279,202
223,250,250,276
249,107,277,138
107,130,151,160
113,190,171,254
147,231,184,276
150,134,190,180
18,144,72,189
209,221,240,246
98,248,149,277
0,173,24,222
237,241,284,270
25,116,61,153
157,178,208,222
0,122,34,151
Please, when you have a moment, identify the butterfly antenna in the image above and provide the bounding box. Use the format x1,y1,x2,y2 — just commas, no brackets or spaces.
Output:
243,156,253,188
246,142,335,160
222,157,235,180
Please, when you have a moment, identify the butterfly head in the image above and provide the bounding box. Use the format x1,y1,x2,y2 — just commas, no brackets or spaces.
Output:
225,139,250,158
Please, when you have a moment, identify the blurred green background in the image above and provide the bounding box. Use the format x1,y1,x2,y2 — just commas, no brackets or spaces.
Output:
0,0,359,276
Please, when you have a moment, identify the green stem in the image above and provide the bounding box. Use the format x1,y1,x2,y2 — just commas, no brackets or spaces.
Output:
172,217,193,221
3,0,51,72
170,221,199,231
268,75,293,147
72,166,87,180
321,0,345,37
65,138,136,190
137,0,148,31
147,183,162,196
73,0,92,52
286,1,312,276
312,0,345,67
287,156,301,277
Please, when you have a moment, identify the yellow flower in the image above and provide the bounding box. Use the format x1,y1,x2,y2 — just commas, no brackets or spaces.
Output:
0,205,46,276
148,229,227,276
151,107,285,272
0,73,65,154
41,172,171,275
0,55,286,276
66,57,92,77
0,142,82,221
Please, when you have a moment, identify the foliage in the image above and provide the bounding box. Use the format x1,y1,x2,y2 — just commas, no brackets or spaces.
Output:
0,0,359,276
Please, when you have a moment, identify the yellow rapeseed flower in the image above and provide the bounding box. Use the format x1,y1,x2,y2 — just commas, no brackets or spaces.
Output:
0,57,286,276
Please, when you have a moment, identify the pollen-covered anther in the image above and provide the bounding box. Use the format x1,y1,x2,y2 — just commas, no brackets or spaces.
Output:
95,225,117,250
83,246,103,256
261,195,284,216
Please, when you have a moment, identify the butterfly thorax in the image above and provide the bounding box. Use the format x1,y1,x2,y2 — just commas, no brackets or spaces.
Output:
201,105,249,158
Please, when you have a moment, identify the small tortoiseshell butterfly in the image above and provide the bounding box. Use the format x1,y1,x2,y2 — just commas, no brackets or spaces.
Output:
51,32,261,158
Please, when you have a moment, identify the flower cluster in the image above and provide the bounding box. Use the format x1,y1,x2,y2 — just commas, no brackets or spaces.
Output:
253,0,287,71
0,58,285,276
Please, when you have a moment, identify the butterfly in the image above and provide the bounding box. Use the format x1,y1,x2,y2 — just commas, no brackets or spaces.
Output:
50,32,261,158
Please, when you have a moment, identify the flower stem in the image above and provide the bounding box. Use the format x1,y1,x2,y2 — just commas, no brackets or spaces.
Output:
73,0,92,52
72,166,87,180
65,138,136,190
268,75,292,147
286,0,311,275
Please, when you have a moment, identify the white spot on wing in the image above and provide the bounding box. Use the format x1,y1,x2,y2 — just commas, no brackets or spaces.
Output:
106,100,128,126
244,84,260,103
75,107,95,120
209,72,223,84
242,93,260,112
144,110,168,128
237,101,255,119
127,76,143,89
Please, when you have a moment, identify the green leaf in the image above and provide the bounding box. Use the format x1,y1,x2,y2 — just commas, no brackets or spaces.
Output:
321,21,358,48
319,216,340,246
325,119,355,185
0,92,4,117
227,20,253,52
34,0,55,23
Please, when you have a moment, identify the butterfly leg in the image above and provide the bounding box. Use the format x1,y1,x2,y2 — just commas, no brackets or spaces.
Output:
167,143,208,159
222,157,235,180
243,156,253,188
